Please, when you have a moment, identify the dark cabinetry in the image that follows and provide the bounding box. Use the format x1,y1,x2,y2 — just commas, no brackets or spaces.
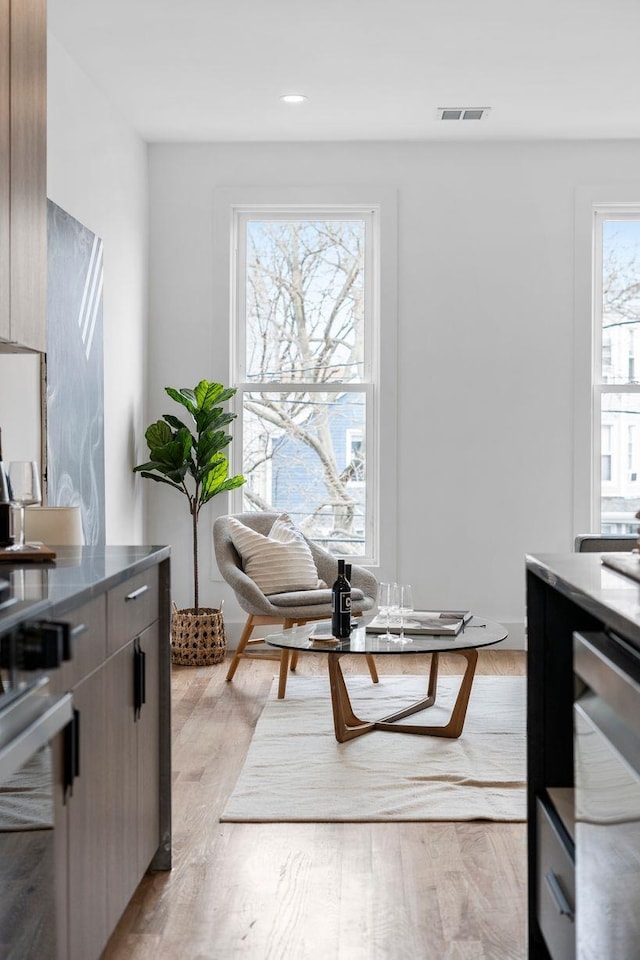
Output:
0,0,46,353
526,553,640,960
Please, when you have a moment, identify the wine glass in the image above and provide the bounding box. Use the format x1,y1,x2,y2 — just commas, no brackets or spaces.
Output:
8,461,41,549
398,584,414,642
388,581,401,628
378,582,393,636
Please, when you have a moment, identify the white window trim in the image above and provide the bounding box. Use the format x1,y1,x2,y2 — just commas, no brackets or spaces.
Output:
574,186,640,536
212,185,398,572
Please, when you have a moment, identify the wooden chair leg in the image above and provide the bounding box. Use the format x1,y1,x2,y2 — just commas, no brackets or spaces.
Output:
226,615,255,682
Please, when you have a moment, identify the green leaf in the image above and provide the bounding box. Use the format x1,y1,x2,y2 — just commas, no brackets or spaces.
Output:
195,408,236,435
200,455,245,504
197,430,232,465
194,381,237,412
201,474,245,505
136,471,187,495
165,386,197,415
176,427,194,459
139,458,189,481
194,380,222,411
145,420,173,450
163,414,190,433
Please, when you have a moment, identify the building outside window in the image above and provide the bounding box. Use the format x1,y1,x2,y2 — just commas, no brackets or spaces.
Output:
231,209,379,558
594,213,640,533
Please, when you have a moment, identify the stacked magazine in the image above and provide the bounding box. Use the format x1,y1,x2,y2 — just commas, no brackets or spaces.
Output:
366,610,472,637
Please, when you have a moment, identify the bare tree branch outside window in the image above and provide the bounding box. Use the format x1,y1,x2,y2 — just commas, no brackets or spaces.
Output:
240,219,368,554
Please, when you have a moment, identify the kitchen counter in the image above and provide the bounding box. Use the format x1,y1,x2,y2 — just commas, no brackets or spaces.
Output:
526,552,640,651
0,544,171,634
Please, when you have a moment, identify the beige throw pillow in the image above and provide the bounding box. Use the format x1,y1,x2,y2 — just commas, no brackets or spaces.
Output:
228,514,320,595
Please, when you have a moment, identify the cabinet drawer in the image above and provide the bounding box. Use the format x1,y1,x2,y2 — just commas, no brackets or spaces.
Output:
537,799,575,960
49,594,107,693
107,567,159,654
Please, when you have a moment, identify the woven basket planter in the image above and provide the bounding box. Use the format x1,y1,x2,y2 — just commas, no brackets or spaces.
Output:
171,604,226,666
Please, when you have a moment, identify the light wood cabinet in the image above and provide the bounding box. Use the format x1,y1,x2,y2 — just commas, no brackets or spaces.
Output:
0,0,46,353
66,666,109,960
136,623,161,877
106,623,161,933
106,640,140,929
52,558,170,960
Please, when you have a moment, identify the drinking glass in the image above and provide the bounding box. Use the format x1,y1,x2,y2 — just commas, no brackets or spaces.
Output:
388,581,401,628
398,583,414,642
8,461,41,549
378,582,393,636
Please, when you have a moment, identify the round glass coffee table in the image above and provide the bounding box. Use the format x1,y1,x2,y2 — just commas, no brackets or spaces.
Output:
265,617,508,742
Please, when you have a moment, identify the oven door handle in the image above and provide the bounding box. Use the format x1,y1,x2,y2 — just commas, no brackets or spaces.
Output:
544,870,574,921
574,631,640,742
0,693,73,784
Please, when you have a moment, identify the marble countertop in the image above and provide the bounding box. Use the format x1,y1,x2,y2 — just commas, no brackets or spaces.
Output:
527,551,640,646
0,545,170,634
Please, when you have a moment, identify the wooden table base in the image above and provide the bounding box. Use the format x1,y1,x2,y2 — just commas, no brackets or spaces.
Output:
327,649,479,742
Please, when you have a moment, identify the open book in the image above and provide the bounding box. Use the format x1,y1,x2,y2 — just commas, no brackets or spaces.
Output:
366,610,472,637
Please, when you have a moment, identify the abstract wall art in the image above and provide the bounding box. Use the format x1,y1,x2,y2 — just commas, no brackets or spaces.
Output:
46,200,105,545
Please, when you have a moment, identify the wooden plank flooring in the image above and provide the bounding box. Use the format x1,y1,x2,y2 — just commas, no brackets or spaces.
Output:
102,650,527,960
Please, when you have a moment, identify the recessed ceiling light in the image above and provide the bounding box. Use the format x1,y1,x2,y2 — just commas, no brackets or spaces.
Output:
280,94,308,104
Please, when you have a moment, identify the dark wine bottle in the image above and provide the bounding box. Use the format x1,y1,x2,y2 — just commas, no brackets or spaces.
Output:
0,429,13,547
331,558,351,638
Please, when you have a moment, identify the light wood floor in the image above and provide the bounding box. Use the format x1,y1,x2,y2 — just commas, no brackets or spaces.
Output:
102,650,528,960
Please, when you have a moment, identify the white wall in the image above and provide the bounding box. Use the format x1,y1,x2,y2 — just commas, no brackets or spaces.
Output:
46,34,149,544
146,139,640,647
0,355,41,463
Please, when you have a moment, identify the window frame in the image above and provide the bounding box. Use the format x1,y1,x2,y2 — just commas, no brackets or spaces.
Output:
574,188,640,536
213,185,398,571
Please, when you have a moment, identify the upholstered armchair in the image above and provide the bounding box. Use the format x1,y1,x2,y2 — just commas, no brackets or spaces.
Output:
213,511,379,698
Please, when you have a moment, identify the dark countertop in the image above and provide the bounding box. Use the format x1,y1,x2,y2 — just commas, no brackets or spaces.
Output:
0,545,170,634
526,552,640,646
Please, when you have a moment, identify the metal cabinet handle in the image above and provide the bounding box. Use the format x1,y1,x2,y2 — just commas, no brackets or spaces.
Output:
544,871,574,922
125,584,149,602
133,640,146,719
64,707,81,800
70,623,87,638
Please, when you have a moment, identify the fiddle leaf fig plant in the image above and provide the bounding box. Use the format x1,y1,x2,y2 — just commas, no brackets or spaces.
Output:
134,380,245,611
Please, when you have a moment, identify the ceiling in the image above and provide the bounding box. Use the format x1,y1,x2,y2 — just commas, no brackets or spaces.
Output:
48,0,640,143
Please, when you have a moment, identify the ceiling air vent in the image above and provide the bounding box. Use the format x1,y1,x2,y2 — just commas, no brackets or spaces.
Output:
437,107,490,121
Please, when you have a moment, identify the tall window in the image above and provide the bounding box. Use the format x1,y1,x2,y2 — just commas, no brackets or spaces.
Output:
231,209,378,558
594,213,640,533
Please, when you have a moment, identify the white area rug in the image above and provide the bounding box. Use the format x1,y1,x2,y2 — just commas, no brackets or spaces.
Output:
221,674,527,822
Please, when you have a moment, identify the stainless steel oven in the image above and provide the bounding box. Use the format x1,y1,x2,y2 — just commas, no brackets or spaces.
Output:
0,612,74,960
574,630,640,960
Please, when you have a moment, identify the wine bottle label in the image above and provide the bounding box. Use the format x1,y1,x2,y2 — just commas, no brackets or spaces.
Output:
332,591,351,613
